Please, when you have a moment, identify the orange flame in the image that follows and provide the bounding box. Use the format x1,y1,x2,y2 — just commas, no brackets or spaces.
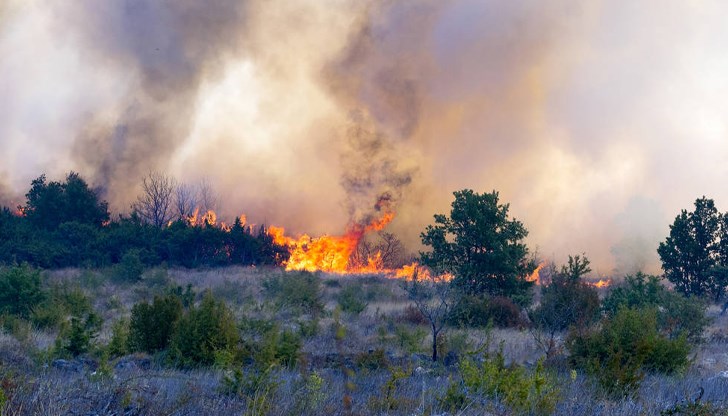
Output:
526,262,545,285
588,278,612,288
268,212,394,273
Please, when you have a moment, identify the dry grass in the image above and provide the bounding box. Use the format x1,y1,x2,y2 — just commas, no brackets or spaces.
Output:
1,266,728,415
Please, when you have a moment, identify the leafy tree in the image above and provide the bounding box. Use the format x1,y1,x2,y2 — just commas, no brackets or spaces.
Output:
658,197,728,300
529,255,600,357
420,189,535,305
23,172,109,230
603,273,708,342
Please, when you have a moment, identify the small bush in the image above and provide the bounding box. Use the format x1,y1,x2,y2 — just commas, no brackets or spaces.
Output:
55,311,103,357
531,278,600,332
0,264,46,319
355,348,389,371
107,318,130,358
568,307,691,397
128,294,183,353
113,249,144,283
337,284,368,315
169,291,241,367
262,271,323,315
457,347,560,415
399,304,428,325
603,273,708,342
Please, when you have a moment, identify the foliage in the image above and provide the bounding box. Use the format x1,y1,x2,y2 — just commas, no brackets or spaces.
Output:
107,318,130,358
355,348,390,371
23,172,109,230
529,255,600,357
56,311,103,357
448,294,525,328
168,291,241,367
457,347,560,415
603,273,709,342
113,249,145,283
658,197,728,300
420,189,535,306
337,283,368,315
568,307,691,397
262,271,323,315
0,264,46,319
239,317,302,368
128,294,183,353
402,269,454,361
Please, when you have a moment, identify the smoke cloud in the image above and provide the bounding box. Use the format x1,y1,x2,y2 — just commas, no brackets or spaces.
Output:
3,0,728,274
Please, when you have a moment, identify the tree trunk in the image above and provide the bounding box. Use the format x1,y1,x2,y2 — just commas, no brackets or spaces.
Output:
432,326,438,362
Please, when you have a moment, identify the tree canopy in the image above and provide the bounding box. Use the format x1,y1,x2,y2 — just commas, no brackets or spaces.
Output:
420,189,535,306
657,196,728,301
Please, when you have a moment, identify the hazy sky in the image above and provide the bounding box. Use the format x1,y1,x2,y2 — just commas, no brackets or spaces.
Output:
3,0,728,274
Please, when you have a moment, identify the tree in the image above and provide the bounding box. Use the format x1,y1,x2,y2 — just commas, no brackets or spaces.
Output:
658,197,728,301
402,267,455,362
174,182,198,219
23,172,109,230
420,189,535,306
529,255,600,358
133,171,176,227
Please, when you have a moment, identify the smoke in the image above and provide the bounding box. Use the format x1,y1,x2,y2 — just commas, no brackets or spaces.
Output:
3,0,728,273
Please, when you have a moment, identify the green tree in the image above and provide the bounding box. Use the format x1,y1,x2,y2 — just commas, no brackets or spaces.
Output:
658,197,727,300
529,255,600,357
420,189,535,305
23,172,109,230
128,294,183,353
169,291,240,367
0,264,46,318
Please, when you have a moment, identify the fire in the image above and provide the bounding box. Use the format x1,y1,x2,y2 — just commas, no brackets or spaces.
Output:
588,278,612,288
394,262,454,282
526,262,545,285
268,212,394,273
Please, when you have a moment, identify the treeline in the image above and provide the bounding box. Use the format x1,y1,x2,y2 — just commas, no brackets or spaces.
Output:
0,172,288,269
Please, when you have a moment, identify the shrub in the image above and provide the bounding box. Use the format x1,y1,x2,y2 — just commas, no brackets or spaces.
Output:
113,249,144,282
603,273,708,342
56,311,103,357
107,318,130,358
531,278,600,332
128,294,183,353
169,291,241,367
355,348,389,371
241,317,302,368
262,271,323,314
457,347,559,415
448,295,525,328
0,264,46,318
337,284,368,315
568,307,691,397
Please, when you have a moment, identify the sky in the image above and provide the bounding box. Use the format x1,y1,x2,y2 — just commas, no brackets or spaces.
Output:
2,0,728,275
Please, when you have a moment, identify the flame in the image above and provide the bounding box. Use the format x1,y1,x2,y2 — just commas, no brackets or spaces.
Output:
588,278,612,288
268,212,394,273
394,261,454,282
526,262,545,285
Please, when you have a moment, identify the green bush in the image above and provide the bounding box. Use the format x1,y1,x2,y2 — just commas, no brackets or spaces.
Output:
603,273,708,342
457,347,559,415
169,291,241,367
56,311,103,357
262,271,323,314
355,348,389,371
0,264,46,319
337,284,368,315
531,278,600,332
568,307,691,397
128,294,183,353
107,318,130,358
240,317,302,368
113,249,144,282
448,295,525,328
